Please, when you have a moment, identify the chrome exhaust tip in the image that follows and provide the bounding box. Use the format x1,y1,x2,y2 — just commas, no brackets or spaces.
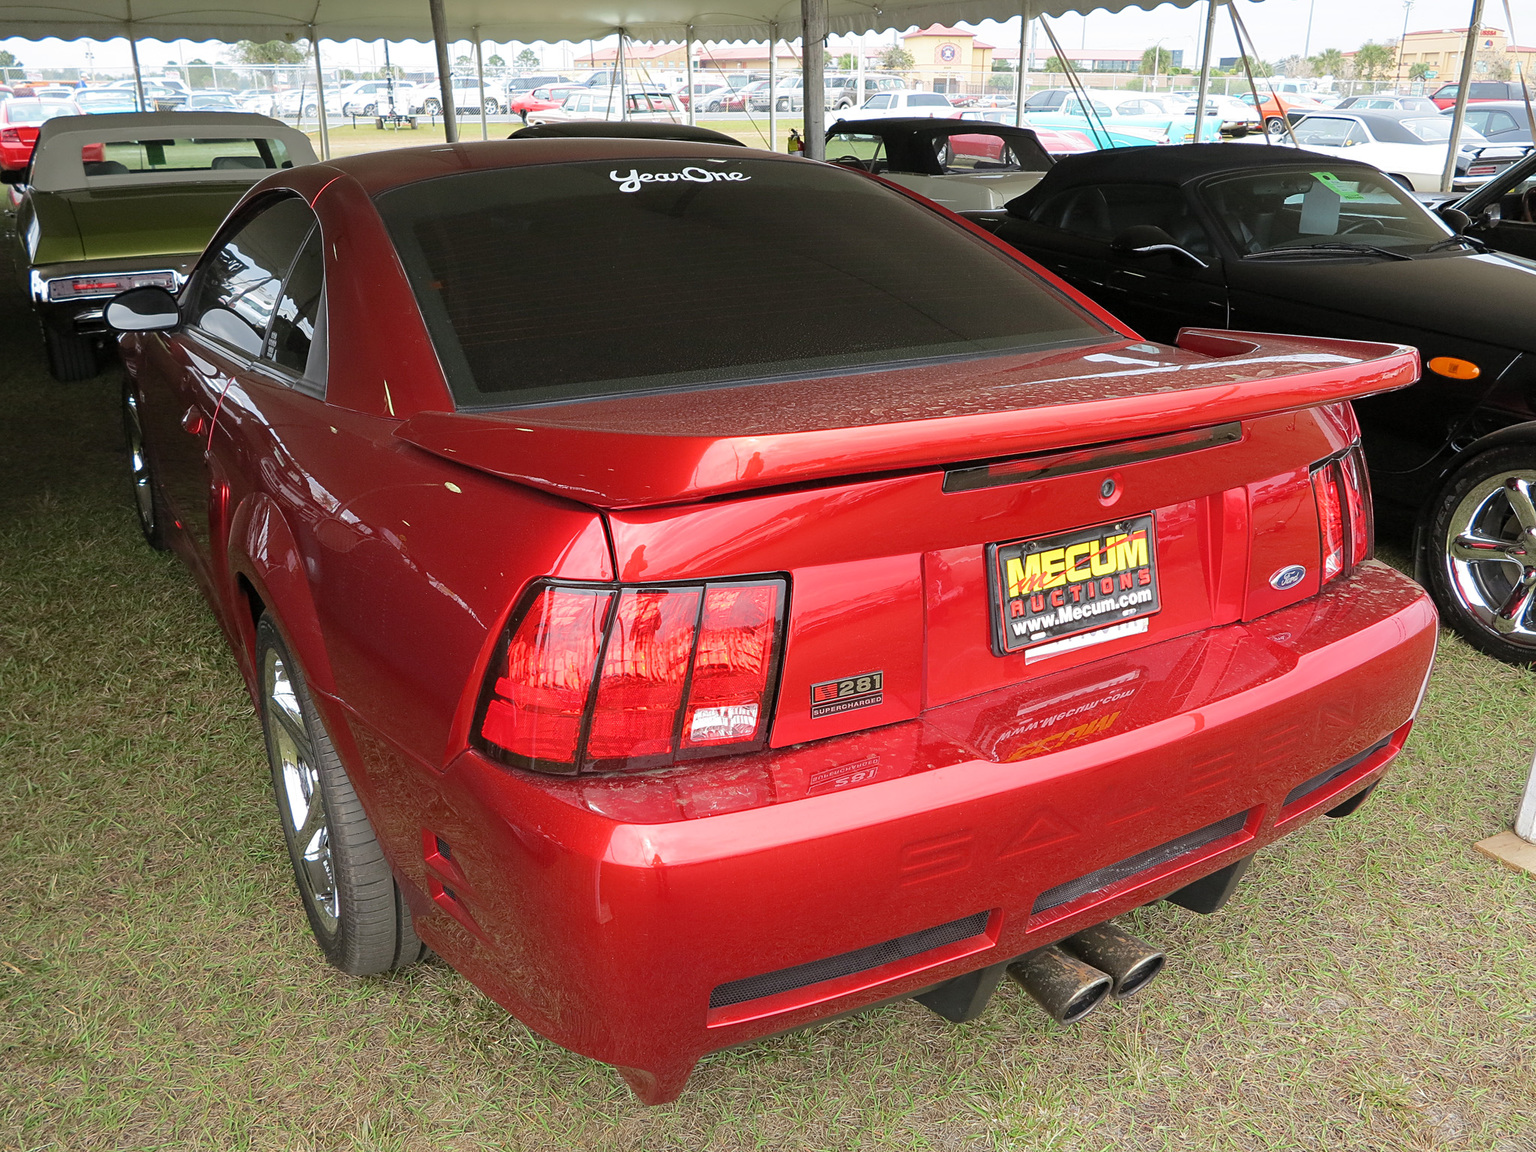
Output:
1062,920,1165,998
1006,945,1113,1024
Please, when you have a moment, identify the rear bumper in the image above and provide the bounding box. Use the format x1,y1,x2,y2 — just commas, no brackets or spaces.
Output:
27,255,197,333
398,561,1435,1096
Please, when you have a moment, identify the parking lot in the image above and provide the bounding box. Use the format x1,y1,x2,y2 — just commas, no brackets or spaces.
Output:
1,214,1534,1147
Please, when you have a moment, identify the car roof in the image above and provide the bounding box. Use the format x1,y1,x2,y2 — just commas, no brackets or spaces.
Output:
320,138,789,197
1003,141,1359,209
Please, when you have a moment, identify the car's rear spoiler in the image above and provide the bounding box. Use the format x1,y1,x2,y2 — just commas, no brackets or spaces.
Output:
393,329,1418,510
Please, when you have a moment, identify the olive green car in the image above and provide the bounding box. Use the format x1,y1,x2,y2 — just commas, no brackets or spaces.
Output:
7,112,316,380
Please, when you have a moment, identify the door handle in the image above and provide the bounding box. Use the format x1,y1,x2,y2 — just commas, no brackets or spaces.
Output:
181,406,207,436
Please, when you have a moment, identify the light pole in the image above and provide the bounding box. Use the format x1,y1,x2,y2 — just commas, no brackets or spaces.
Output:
1395,1,1415,91
1303,0,1317,61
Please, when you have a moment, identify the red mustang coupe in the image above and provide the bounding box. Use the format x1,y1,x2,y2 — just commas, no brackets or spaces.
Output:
108,138,1437,1104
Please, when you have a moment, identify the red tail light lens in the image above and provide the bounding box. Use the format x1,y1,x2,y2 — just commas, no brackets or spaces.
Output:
480,586,612,769
1312,446,1373,586
680,584,781,753
1312,463,1345,582
476,578,786,775
1338,448,1374,567
0,129,19,143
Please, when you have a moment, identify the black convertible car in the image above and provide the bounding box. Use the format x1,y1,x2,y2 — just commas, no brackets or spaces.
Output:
986,144,1536,665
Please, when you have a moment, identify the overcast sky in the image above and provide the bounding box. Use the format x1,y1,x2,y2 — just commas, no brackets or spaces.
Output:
0,0,1516,75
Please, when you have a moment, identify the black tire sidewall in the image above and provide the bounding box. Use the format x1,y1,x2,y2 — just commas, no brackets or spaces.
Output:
256,616,422,973
1424,443,1536,665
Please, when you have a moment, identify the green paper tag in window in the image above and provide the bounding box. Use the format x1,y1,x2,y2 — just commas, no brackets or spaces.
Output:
1310,171,1365,200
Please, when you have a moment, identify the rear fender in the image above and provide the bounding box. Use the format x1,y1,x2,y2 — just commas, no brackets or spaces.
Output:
227,491,336,701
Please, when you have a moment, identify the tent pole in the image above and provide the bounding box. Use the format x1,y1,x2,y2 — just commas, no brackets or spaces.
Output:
1193,0,1219,143
685,25,695,125
428,0,458,142
1015,3,1028,126
802,0,826,159
474,28,487,140
311,26,330,160
768,22,778,150
617,31,626,120
1440,0,1487,193
128,28,146,112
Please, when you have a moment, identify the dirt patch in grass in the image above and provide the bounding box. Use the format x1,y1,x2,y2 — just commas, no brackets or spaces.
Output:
0,225,1532,1151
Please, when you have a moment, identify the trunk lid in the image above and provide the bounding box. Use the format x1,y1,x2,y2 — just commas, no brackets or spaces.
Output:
53,184,251,261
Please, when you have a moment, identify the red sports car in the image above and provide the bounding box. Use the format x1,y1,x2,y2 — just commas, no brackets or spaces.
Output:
507,84,582,120
0,97,82,171
107,138,1437,1104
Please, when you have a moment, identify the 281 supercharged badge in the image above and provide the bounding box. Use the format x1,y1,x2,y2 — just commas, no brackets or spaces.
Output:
810,672,884,718
988,515,1161,656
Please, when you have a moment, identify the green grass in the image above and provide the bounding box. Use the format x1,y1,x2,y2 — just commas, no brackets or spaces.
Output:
1,242,1534,1149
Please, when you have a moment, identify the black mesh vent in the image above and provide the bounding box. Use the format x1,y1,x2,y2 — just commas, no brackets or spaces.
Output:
709,911,991,1009
1032,810,1250,915
1283,737,1390,808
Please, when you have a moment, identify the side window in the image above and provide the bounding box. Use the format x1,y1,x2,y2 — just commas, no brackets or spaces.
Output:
184,197,315,357
1033,183,1212,258
1292,117,1354,148
267,225,324,379
866,94,891,109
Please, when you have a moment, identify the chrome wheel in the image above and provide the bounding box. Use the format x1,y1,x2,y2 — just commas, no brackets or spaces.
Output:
1443,470,1536,648
264,644,339,934
124,388,155,535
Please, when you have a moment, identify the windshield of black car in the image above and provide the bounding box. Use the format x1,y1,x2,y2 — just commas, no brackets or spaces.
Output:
376,157,1109,407
1202,168,1451,256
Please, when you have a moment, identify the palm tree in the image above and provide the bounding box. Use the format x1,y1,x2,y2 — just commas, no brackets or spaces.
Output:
1309,48,1346,78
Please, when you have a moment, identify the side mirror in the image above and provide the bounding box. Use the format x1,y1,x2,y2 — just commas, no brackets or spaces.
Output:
1437,206,1473,233
105,286,181,332
1110,224,1210,269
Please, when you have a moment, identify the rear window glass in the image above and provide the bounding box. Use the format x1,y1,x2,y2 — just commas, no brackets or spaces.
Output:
375,157,1107,407
6,100,77,125
86,137,294,174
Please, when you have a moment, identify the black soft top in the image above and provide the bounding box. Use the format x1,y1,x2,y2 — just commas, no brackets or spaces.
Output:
1004,142,1363,215
508,121,745,146
827,116,1052,175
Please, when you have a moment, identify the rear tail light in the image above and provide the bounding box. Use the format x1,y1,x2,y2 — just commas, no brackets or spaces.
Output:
476,577,787,775
47,270,177,302
1311,445,1373,586
0,128,19,143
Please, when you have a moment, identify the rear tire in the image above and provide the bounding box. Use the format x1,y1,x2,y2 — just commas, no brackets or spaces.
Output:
258,616,428,975
362,102,377,116
424,99,441,116
45,326,99,381
1264,115,1286,135
484,98,500,115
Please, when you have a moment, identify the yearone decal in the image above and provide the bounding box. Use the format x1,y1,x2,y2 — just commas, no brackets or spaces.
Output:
810,672,884,719
989,516,1161,655
610,166,751,192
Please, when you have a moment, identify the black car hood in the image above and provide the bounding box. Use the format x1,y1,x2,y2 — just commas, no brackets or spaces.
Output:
1227,250,1536,354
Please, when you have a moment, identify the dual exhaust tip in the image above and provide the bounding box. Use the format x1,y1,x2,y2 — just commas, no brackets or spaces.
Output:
1007,920,1165,1024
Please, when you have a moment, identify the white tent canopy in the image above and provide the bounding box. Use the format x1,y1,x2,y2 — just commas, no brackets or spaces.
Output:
0,1,1214,44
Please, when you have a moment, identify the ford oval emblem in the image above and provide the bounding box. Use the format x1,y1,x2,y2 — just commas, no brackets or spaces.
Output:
1270,564,1306,591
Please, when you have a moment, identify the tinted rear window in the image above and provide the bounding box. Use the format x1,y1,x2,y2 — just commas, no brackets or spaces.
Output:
376,157,1106,407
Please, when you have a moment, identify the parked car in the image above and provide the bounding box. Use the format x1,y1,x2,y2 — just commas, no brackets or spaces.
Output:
1336,94,1442,113
274,87,343,118
1284,109,1523,190
987,142,1536,662
72,88,139,114
960,109,1096,156
5,111,316,379
0,98,82,172
525,88,682,125
1237,90,1324,134
104,134,1434,1105
676,82,730,110
825,75,905,110
415,79,502,116
508,84,583,120
504,73,572,95
1430,80,1527,109
826,117,1053,210
1432,145,1536,258
1021,87,1204,145
1450,101,1535,147
855,90,958,119
182,92,243,112
237,89,277,116
338,80,415,117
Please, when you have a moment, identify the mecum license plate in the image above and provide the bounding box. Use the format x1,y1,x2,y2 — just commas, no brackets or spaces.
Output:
987,515,1161,655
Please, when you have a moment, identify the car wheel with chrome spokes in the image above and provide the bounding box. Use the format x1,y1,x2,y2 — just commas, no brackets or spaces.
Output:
1428,446,1536,664
122,379,167,550
257,616,427,974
